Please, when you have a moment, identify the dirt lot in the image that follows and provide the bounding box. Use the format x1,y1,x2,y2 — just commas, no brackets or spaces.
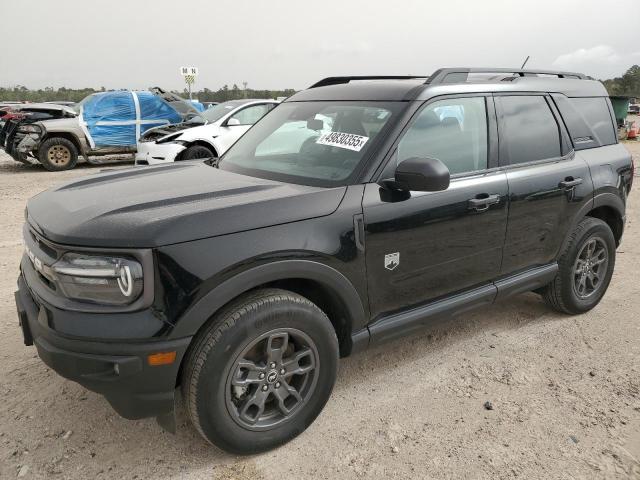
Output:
0,147,639,480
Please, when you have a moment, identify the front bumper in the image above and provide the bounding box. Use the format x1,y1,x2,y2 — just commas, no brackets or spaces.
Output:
135,141,185,165
9,133,40,164
15,274,191,420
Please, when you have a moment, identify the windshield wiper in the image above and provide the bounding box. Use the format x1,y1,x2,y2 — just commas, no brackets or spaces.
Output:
204,157,220,168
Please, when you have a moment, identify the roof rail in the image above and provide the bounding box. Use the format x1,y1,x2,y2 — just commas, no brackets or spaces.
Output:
426,68,588,85
309,76,428,89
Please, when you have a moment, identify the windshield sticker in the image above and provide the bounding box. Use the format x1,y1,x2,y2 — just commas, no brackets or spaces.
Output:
316,132,369,152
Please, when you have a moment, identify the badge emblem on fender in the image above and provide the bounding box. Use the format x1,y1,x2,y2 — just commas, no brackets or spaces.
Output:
384,252,400,271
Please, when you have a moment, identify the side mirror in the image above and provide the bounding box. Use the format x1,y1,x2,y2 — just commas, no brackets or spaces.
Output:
226,118,241,126
394,157,450,192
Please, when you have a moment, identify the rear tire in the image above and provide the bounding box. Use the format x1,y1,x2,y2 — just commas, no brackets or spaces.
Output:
542,217,616,314
38,137,78,171
181,145,214,160
182,288,339,454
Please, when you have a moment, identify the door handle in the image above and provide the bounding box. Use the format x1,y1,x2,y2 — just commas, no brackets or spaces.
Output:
468,194,500,212
559,177,583,189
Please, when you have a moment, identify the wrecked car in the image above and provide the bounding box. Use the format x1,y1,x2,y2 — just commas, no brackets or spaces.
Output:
135,99,278,165
1,88,198,171
0,103,77,163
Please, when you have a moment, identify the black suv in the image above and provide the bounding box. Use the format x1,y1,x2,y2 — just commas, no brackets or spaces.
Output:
15,68,633,454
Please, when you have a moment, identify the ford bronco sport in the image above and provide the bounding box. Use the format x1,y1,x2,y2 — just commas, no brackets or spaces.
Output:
15,68,633,454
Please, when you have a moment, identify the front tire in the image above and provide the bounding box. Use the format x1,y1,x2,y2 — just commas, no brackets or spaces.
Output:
181,145,214,160
182,289,339,454
38,137,78,171
542,217,616,314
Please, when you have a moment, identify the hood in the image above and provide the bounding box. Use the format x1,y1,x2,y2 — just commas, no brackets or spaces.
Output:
11,103,78,117
149,86,200,117
141,122,204,141
12,103,76,117
26,162,346,248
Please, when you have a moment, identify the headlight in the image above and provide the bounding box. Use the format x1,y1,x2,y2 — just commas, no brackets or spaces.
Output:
52,253,143,305
17,124,42,134
156,133,182,144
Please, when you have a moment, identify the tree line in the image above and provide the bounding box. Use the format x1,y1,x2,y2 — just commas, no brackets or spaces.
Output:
0,84,297,103
601,65,640,98
1,66,639,103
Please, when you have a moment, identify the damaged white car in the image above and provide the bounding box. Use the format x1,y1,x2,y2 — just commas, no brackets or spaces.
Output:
135,99,278,165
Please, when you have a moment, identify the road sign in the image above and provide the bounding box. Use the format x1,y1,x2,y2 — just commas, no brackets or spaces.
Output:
180,66,199,76
180,66,199,100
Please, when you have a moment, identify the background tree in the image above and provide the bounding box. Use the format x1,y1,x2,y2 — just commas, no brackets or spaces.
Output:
602,65,640,97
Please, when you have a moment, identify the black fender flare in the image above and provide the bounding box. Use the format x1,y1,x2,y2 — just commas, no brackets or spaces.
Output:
557,192,625,255
168,259,367,340
592,191,625,216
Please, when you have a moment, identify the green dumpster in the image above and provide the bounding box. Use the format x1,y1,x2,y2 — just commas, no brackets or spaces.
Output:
610,96,630,127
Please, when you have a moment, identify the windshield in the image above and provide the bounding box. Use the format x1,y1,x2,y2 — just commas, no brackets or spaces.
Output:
188,100,252,124
218,101,401,187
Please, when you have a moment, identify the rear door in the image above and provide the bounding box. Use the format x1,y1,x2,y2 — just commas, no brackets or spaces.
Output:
495,94,593,275
363,95,509,319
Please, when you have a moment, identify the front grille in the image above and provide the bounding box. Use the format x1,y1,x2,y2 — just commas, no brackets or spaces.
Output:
22,224,65,293
28,228,58,259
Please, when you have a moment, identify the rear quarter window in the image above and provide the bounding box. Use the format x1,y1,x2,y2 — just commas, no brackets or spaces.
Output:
569,97,616,146
551,95,617,149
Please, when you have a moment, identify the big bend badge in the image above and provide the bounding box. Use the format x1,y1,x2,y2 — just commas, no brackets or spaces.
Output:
384,252,400,271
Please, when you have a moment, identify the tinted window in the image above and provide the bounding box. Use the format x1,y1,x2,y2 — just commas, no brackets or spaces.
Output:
551,94,596,149
397,97,488,175
498,96,561,164
570,97,616,146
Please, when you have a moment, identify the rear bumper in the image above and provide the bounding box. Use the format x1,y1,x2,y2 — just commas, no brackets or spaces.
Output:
135,141,184,165
15,274,191,420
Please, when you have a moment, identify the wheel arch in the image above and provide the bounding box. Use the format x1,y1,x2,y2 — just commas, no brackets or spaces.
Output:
175,140,218,160
40,132,84,156
172,260,368,359
557,193,625,257
586,194,625,246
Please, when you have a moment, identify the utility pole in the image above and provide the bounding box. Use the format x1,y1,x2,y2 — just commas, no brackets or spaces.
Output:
243,81,248,98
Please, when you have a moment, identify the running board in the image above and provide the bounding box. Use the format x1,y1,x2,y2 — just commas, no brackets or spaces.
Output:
367,263,558,346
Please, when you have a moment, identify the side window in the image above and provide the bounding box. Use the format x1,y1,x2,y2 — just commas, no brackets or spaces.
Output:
96,92,135,120
229,104,274,126
397,97,488,175
498,96,561,164
569,97,616,146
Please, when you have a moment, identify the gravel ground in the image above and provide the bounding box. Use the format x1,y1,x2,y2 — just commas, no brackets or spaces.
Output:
0,146,639,479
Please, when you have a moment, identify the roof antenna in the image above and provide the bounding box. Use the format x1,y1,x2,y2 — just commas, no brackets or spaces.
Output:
520,56,530,69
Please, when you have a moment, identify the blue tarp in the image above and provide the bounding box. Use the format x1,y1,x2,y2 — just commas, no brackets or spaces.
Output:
80,91,182,147
190,100,205,112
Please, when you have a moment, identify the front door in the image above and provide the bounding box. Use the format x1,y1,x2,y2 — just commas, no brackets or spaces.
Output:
363,95,508,319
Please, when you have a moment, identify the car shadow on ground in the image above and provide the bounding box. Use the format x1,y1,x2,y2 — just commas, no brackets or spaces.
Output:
12,291,561,471
0,157,134,175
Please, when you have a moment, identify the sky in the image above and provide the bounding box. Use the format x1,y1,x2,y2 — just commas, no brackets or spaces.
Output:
1,0,639,91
